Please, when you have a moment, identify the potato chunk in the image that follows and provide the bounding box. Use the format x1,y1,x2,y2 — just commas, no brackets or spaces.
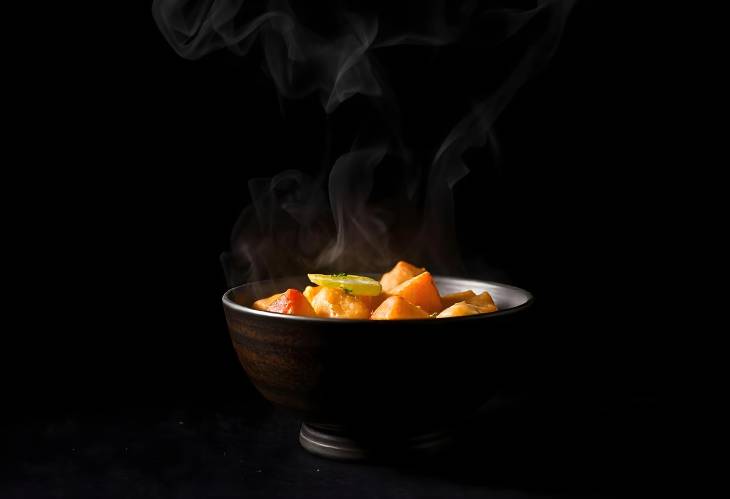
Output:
303,285,323,304
440,290,476,310
266,289,317,317
309,286,372,319
370,292,388,311
466,291,496,308
437,302,482,318
437,299,498,318
371,296,430,320
387,271,442,314
252,292,283,311
380,260,425,293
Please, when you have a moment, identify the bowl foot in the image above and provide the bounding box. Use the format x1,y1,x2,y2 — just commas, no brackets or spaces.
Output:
299,423,454,461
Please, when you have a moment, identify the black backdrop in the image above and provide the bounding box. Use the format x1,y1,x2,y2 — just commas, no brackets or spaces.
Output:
4,1,676,497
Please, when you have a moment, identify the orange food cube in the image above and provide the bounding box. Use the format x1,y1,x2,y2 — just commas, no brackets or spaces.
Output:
370,292,388,311
303,285,323,304
266,289,317,317
387,271,442,314
309,286,372,319
440,290,476,310
437,302,482,318
466,291,496,308
252,292,283,311
437,300,498,318
380,260,425,293
371,296,430,320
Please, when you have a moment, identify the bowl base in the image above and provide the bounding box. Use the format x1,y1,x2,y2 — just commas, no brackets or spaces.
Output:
299,423,454,461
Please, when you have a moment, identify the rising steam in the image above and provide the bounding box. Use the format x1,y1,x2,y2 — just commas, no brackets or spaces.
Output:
153,0,575,285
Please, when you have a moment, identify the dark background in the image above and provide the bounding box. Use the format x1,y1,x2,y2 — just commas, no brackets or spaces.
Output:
4,1,678,497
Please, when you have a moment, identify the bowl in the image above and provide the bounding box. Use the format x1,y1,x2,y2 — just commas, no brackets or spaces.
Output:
222,276,533,460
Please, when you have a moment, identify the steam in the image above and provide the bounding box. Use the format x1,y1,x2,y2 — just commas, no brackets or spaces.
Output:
153,0,575,284
153,0,383,113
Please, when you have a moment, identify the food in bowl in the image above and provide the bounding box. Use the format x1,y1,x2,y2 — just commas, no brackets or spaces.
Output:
251,261,498,319
223,274,533,459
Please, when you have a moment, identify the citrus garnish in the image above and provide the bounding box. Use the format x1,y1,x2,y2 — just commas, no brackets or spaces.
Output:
307,273,382,296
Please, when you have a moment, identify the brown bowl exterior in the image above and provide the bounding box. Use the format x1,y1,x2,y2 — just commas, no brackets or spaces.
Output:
222,276,533,433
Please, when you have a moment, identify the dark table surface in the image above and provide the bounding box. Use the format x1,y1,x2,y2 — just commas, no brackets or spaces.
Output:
3,383,667,499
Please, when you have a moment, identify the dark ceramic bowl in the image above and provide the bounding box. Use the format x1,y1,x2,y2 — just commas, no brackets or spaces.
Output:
222,276,533,460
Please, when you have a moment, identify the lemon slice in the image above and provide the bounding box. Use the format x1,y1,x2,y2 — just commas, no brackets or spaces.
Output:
307,273,382,296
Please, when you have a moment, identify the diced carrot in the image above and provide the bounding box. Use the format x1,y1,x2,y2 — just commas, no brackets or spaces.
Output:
440,290,476,310
309,287,372,319
252,293,283,311
371,296,430,320
266,289,317,317
387,271,442,314
380,261,425,293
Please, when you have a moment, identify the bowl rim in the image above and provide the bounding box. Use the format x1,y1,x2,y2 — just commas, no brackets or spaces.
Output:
222,276,534,324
